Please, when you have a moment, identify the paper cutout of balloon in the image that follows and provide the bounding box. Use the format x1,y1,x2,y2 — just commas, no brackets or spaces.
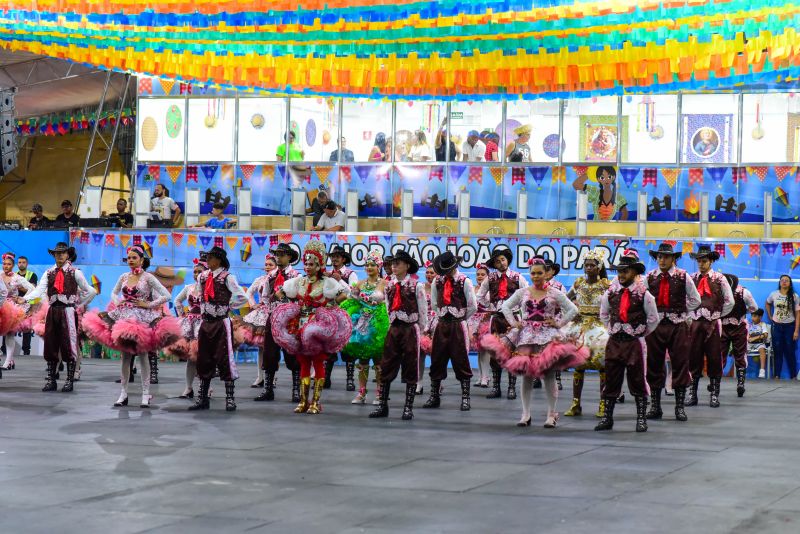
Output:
140,117,158,151
165,105,182,139
251,113,265,129
306,119,317,147
542,134,565,158
322,130,331,145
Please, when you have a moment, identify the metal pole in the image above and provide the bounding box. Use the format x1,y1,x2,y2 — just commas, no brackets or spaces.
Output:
77,70,112,208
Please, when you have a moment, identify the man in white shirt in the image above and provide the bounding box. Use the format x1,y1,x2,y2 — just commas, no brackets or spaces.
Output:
311,201,345,231
461,130,486,162
149,184,181,225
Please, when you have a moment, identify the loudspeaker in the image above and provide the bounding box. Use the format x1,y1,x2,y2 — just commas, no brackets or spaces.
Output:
1,150,17,176
0,89,15,113
0,109,13,134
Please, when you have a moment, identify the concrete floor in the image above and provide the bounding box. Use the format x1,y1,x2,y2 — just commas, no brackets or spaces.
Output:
0,358,798,534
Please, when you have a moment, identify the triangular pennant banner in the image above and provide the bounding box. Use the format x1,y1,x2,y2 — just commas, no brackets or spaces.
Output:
315,166,334,185
449,165,467,183
620,167,640,187
172,233,184,247
728,243,744,258
763,242,779,256
707,167,727,186
688,168,704,186
551,167,566,184
747,166,769,182
200,235,212,248
354,166,372,183
200,165,218,183
572,166,589,178
144,235,156,246
749,243,760,257
221,164,234,182
468,167,483,184
490,167,506,186
340,166,352,183
137,164,146,178
159,78,176,94
262,165,275,182
254,235,267,248
225,236,239,249
239,165,256,181
119,234,131,248
732,167,747,184
660,168,679,188
165,166,183,184
775,166,797,182
528,167,549,186
186,235,197,247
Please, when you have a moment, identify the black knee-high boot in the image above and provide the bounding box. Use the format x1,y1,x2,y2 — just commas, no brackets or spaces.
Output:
345,360,356,391
486,368,502,399
507,374,517,399
323,358,334,389
291,370,301,403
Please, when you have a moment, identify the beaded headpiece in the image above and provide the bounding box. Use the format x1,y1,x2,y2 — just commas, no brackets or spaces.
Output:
365,250,383,267
584,248,604,264
303,240,327,267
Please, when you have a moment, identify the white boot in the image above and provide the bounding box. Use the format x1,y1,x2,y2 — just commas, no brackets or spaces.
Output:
138,354,152,408
2,335,16,370
114,355,131,407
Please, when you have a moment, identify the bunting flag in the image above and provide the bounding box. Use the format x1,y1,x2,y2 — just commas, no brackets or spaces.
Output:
775,166,797,182
144,235,156,246
4,1,800,100
688,168,704,186
551,167,566,184
782,242,794,255
728,243,744,258
714,243,726,258
338,234,349,242
136,164,146,179
340,166,352,183
199,235,212,248
147,165,161,182
262,165,275,182
368,235,379,243
749,243,760,257
276,165,287,181
642,168,658,187
179,82,192,95
226,236,239,249
269,235,279,247
137,78,152,95
132,235,142,245
91,232,102,244
254,235,267,248
528,167,549,187
354,166,372,184
185,165,198,183
172,233,184,247
159,78,176,95
572,166,589,179
449,165,467,183
201,165,219,183
214,236,224,249
468,166,483,184
707,167,727,187
511,168,526,186
279,233,293,243
158,234,169,246
221,164,235,181
747,166,769,182
429,167,444,182
105,234,116,246
187,234,198,247
732,167,747,184
119,234,131,248
682,241,694,255
239,164,256,181
619,167,640,187
165,166,183,184
315,166,334,185
660,168,680,188
489,167,505,186
763,242,779,256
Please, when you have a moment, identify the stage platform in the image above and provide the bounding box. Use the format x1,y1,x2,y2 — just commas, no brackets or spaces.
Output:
1,358,798,533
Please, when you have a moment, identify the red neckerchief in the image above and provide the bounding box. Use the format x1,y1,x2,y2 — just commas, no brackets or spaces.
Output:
697,274,711,297
498,272,509,299
657,272,670,307
391,278,403,311
53,263,69,294
619,286,631,322
203,271,216,301
442,276,453,305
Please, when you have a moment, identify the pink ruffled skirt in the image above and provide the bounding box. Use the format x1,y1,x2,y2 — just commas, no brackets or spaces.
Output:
82,305,182,354
271,303,353,357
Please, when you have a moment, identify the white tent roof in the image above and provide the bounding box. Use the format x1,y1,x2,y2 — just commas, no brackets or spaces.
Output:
0,50,129,119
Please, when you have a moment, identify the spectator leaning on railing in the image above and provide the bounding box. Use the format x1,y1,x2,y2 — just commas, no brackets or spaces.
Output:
311,200,346,232
102,198,133,228
54,199,80,227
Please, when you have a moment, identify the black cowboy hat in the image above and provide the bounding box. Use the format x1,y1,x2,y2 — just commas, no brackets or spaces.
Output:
432,251,462,276
610,249,646,274
724,273,739,292
648,242,682,260
689,244,720,262
329,245,352,265
391,249,419,275
489,247,513,268
202,246,230,270
269,243,299,263
48,242,77,262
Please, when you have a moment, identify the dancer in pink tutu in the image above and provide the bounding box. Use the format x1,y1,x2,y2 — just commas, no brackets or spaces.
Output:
271,240,352,414
467,263,491,387
168,258,208,399
1,252,34,371
237,254,277,388
188,247,248,412
483,258,587,428
82,245,180,408
23,242,96,392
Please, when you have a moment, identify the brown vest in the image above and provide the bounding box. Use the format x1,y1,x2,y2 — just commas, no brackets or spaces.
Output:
607,284,647,330
435,275,467,313
204,272,232,307
691,272,724,314
386,278,419,316
46,268,78,298
724,286,747,320
488,271,521,303
647,269,688,313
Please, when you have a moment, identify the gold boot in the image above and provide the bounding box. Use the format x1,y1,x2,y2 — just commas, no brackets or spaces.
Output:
595,398,606,418
294,377,311,413
307,376,325,414
564,398,582,416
